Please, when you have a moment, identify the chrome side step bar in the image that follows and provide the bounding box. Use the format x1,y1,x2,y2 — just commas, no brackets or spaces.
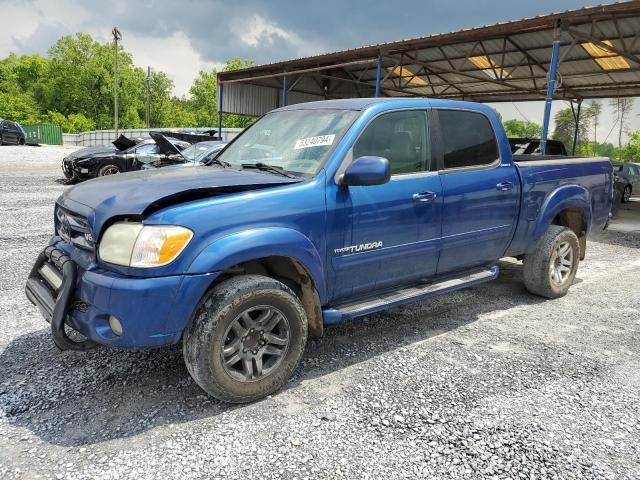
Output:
322,266,499,324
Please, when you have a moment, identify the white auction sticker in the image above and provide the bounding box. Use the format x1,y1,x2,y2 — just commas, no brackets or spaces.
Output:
294,134,335,150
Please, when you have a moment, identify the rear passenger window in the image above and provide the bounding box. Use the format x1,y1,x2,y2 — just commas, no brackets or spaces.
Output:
353,110,428,175
437,110,499,169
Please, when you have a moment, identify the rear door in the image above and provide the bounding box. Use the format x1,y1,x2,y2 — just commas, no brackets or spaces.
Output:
434,109,520,273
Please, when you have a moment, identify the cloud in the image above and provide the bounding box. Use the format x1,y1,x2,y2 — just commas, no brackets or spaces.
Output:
122,32,221,97
235,15,293,48
2,0,640,138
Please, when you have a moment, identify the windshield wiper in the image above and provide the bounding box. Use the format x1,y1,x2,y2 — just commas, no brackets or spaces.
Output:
241,162,298,178
204,157,231,168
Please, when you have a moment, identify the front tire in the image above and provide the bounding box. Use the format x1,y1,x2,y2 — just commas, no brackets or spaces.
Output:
183,275,308,403
97,164,121,176
523,225,580,299
622,185,632,203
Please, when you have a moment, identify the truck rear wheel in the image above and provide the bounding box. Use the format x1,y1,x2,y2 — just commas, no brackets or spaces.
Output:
183,275,308,403
523,225,579,299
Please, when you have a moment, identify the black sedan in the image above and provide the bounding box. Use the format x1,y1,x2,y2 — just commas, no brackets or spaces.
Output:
139,140,227,170
62,133,190,182
0,119,26,145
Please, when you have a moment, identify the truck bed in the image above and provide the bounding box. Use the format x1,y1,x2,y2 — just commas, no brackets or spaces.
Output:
506,155,613,256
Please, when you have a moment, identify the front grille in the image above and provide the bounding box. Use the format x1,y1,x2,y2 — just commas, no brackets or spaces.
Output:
55,205,94,251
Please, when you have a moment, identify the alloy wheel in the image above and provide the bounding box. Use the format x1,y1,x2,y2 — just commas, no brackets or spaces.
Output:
221,306,291,382
549,240,573,286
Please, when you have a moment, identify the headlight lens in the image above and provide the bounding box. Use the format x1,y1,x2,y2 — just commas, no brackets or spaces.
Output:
99,222,193,268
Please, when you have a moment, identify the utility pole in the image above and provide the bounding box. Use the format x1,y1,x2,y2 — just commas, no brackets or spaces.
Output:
112,27,122,138
146,66,151,128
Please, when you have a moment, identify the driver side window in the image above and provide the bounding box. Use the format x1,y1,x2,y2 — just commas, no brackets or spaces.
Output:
353,110,429,175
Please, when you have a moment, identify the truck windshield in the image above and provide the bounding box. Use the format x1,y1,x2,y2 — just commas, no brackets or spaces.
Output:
216,109,358,177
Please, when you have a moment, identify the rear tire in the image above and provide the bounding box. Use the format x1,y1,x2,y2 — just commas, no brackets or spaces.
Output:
523,225,579,299
97,164,121,176
622,185,632,203
18,138,25,145
183,275,308,403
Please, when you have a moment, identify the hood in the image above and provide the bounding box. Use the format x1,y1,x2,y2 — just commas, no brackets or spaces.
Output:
149,131,183,157
66,145,117,159
112,134,138,151
59,166,302,234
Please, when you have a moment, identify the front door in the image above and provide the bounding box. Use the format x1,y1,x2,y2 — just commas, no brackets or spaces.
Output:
434,109,520,273
327,109,442,301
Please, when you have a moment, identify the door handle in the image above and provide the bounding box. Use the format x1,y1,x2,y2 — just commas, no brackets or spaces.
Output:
412,191,437,204
496,181,514,192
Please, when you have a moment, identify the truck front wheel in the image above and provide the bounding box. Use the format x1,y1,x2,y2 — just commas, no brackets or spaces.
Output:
183,275,308,403
523,225,580,299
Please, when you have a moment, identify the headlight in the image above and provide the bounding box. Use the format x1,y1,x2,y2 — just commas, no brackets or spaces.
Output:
99,222,193,268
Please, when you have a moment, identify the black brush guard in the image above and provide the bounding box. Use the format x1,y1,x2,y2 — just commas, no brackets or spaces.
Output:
25,247,98,351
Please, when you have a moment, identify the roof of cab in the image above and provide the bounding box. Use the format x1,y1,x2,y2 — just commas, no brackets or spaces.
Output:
276,97,493,113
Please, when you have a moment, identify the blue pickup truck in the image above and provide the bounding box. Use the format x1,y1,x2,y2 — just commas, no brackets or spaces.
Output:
26,98,612,402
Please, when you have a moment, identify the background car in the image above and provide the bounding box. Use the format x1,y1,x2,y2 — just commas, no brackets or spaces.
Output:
0,119,26,145
62,135,190,182
611,161,640,203
140,140,227,170
509,137,568,156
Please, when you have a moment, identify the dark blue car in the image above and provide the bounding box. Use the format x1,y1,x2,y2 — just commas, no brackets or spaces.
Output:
0,119,26,145
26,98,612,402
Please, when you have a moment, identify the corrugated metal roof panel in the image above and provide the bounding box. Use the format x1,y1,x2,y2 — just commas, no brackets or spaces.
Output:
219,2,640,114
221,83,277,116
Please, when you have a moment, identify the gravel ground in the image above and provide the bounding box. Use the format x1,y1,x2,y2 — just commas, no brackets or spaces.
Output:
1,145,639,479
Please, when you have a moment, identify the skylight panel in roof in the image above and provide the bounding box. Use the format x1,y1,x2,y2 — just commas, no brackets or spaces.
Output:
468,56,512,79
581,40,630,71
386,66,429,87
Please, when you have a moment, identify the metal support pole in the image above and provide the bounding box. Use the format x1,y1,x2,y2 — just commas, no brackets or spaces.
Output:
112,28,122,138
375,53,382,97
145,66,151,128
571,99,582,156
282,75,288,106
217,83,223,141
540,25,561,155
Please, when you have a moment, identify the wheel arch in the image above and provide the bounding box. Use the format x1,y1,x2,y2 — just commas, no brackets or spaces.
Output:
186,228,326,337
533,185,592,259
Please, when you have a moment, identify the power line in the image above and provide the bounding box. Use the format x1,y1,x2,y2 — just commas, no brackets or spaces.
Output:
511,102,530,123
602,117,619,144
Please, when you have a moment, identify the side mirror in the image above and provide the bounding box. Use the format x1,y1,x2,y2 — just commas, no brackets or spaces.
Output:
340,156,390,186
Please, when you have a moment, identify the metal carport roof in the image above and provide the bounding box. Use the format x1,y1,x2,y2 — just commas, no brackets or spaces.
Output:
217,1,640,117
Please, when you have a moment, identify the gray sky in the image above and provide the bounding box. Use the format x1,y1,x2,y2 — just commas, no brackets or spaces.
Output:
1,0,639,140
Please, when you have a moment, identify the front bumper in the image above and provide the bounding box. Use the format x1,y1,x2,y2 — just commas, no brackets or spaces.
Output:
26,244,217,349
61,158,94,180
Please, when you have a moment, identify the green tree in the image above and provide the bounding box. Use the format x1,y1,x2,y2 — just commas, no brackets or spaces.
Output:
41,33,147,129
0,34,257,133
609,97,635,159
585,101,602,154
551,108,576,147
552,106,590,152
188,57,257,129
620,130,640,162
189,69,218,127
503,119,541,138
